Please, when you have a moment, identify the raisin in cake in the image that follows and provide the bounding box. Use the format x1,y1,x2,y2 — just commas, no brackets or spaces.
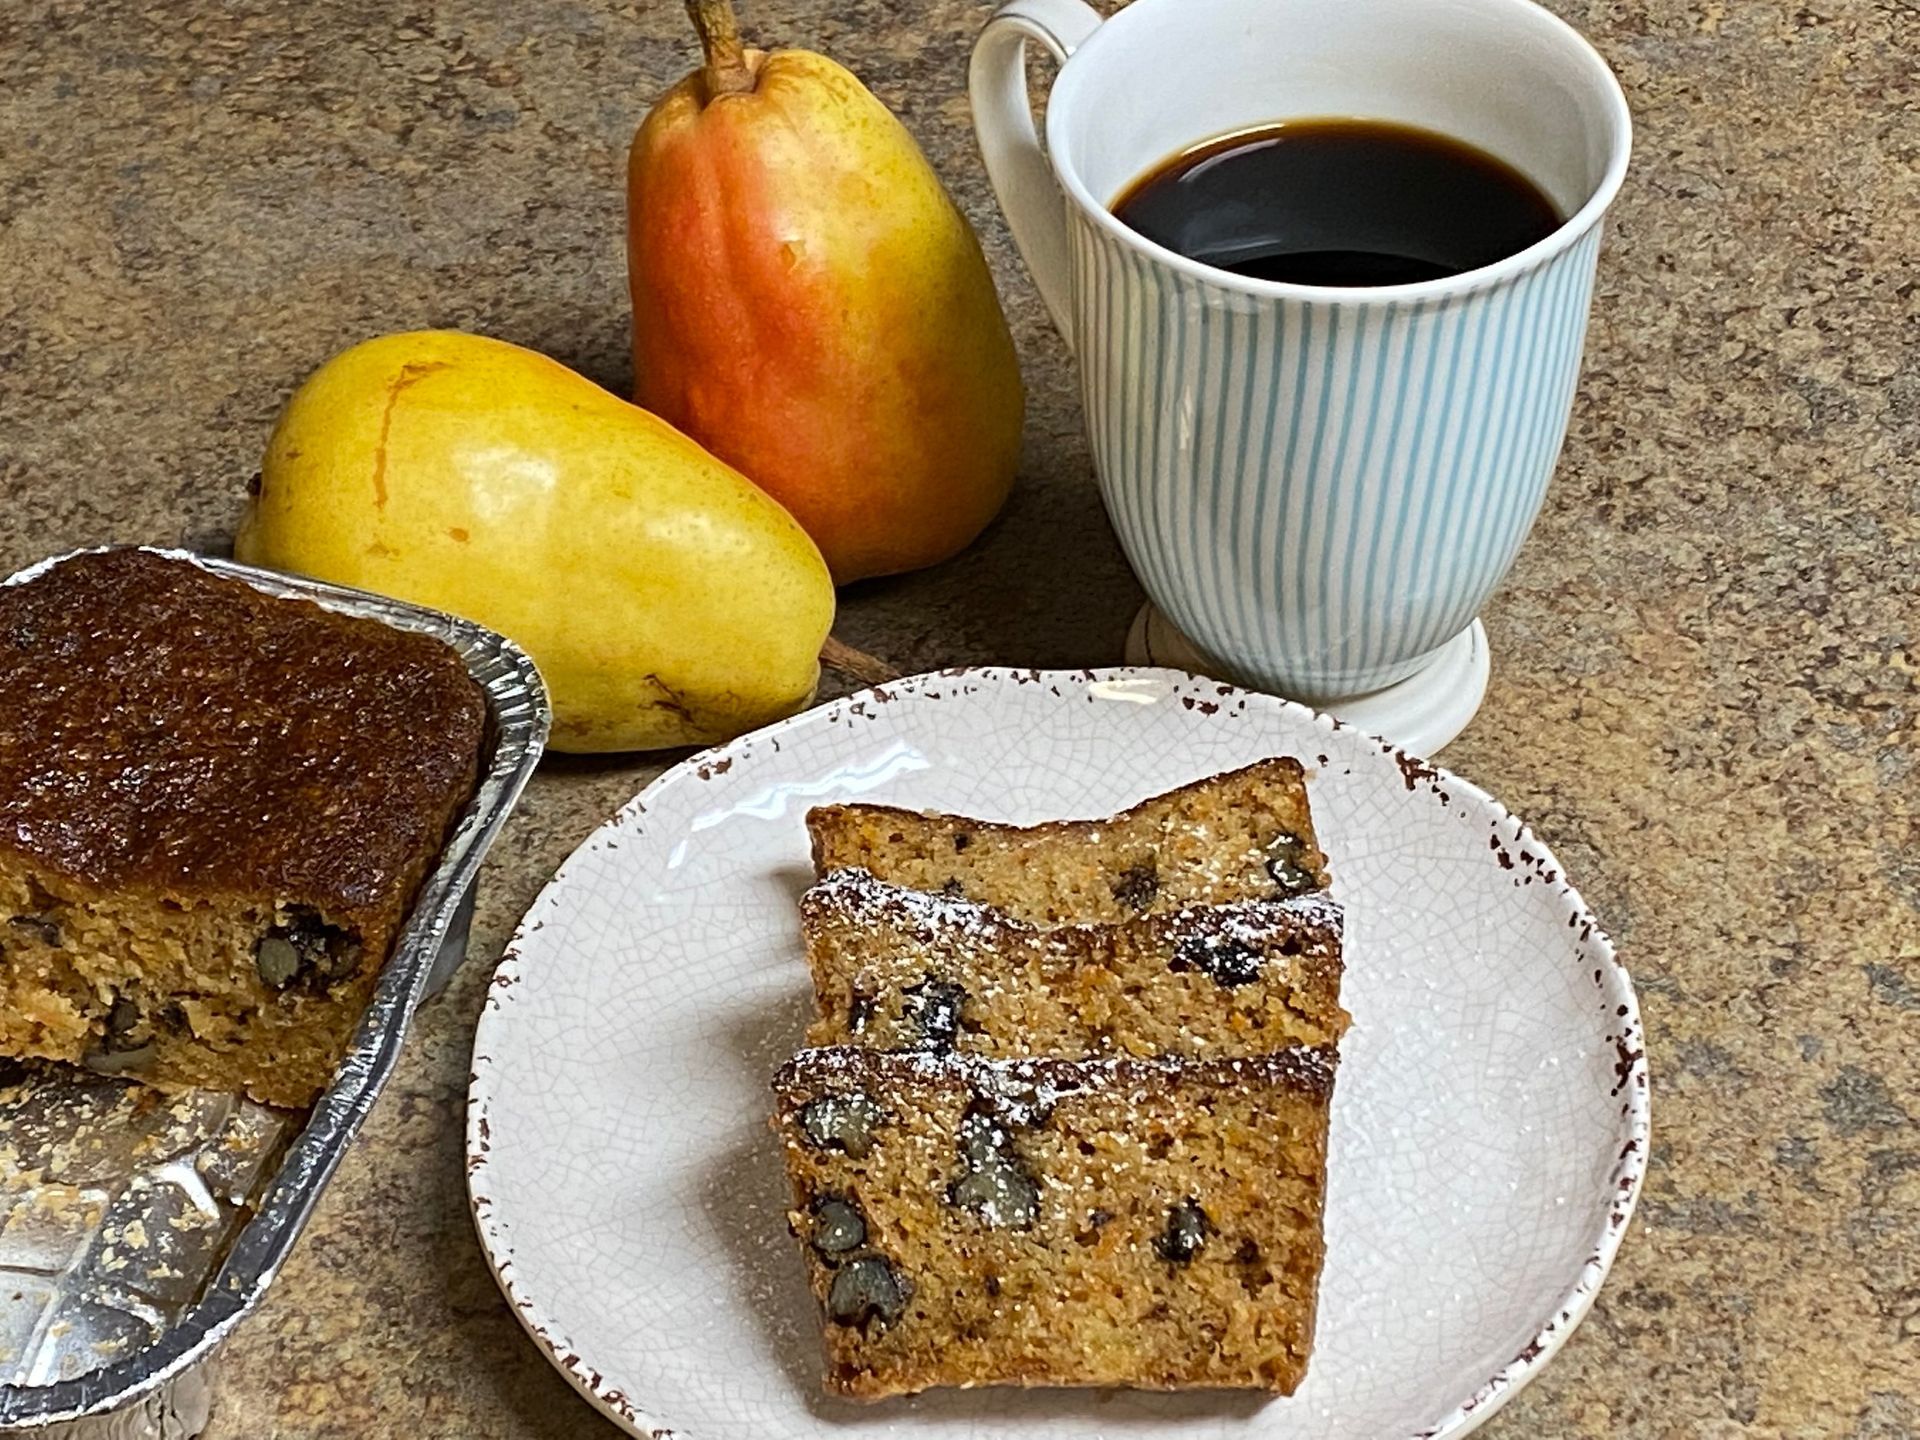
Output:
0,549,486,1108
772,1044,1336,1397
802,868,1347,1057
806,757,1327,924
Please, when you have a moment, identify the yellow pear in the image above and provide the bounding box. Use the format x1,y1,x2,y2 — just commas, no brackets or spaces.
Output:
235,330,835,752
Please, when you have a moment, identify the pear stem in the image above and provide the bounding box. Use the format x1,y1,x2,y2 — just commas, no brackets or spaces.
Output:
821,635,901,687
685,0,756,98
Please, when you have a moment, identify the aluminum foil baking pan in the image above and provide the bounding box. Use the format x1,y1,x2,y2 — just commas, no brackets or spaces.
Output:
0,547,549,1429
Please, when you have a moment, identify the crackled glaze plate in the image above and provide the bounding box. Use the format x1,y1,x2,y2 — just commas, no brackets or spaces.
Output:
467,668,1647,1440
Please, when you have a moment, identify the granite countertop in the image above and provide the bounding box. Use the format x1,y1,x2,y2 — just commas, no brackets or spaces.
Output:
1,0,1914,1434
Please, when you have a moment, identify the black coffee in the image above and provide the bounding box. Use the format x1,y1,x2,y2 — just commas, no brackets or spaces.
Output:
1111,119,1561,287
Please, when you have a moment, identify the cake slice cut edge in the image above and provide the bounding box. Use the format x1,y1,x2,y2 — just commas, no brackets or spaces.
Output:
805,755,1329,926
771,1044,1338,1399
801,866,1348,1057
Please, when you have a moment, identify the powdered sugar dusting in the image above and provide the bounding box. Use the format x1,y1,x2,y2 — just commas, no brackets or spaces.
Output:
806,868,1343,961
1182,895,1344,945
803,868,1008,943
1249,891,1345,935
776,1046,1340,1122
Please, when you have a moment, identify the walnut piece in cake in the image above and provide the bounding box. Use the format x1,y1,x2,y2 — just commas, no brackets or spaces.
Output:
773,1045,1338,1397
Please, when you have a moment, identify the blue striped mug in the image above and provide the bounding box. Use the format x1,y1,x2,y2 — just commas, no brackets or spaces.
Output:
971,0,1631,704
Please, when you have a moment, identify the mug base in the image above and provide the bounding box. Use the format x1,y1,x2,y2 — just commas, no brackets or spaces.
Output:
1123,605,1489,757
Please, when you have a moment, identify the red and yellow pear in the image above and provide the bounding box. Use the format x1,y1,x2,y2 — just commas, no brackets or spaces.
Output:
627,0,1025,584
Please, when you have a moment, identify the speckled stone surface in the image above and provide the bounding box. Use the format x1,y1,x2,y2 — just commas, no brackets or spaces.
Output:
0,0,1913,1435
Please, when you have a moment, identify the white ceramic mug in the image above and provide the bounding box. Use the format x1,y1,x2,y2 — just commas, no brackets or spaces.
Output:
971,0,1630,704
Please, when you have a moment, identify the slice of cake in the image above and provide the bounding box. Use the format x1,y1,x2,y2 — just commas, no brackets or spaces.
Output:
801,868,1347,1057
771,1044,1337,1398
805,756,1328,925
0,549,486,1108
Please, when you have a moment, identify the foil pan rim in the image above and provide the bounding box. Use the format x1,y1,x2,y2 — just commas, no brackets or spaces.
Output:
0,546,550,1428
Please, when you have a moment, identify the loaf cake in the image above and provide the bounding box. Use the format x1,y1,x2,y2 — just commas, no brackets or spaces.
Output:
805,756,1328,925
0,548,486,1108
801,867,1347,1057
772,1044,1337,1397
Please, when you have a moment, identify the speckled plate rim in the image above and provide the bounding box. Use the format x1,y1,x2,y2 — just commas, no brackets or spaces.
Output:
465,666,1649,1440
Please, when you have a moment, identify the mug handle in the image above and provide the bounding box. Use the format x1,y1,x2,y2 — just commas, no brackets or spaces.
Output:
969,0,1103,342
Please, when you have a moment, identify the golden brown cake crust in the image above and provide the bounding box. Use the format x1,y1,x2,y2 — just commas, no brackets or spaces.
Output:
0,549,485,933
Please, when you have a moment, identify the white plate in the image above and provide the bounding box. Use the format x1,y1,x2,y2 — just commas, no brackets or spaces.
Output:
466,668,1647,1440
